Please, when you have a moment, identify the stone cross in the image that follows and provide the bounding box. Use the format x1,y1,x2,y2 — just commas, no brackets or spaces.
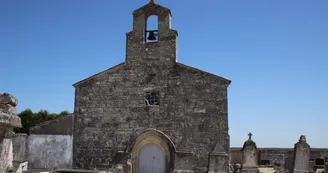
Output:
248,132,252,140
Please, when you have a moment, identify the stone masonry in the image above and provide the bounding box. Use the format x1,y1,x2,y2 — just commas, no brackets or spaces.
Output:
0,93,22,173
72,1,231,173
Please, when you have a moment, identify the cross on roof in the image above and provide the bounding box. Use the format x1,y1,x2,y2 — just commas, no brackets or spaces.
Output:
248,132,252,140
150,0,155,4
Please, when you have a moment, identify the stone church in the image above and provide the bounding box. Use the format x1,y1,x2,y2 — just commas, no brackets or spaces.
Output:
72,1,231,173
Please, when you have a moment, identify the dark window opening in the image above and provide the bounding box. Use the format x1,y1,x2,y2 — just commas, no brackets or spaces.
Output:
146,74,156,84
145,91,159,105
315,158,324,165
146,15,158,42
260,160,270,166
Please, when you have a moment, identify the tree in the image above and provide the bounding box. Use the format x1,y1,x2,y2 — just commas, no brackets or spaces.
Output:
14,109,70,134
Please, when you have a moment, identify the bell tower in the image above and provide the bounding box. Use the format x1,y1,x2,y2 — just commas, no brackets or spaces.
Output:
125,0,178,67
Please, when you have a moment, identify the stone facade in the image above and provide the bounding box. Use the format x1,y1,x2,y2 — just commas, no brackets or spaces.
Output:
0,93,22,173
72,1,231,173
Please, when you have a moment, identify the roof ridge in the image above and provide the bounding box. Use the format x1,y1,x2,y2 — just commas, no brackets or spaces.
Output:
176,62,231,84
30,113,73,131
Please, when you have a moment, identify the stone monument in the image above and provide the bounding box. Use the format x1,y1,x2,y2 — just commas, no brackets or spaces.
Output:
324,156,328,173
241,133,259,173
292,135,310,173
0,93,22,173
309,159,315,173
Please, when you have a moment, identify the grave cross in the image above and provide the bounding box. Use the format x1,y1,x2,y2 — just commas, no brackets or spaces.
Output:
248,132,252,140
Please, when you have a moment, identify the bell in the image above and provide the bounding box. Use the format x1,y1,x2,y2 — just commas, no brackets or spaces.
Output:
147,31,157,41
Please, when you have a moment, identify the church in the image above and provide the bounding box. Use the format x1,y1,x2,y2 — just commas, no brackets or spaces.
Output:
72,1,231,173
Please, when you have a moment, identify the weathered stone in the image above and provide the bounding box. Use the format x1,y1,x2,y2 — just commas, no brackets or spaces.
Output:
241,133,259,173
324,156,328,173
0,93,21,128
0,93,21,173
72,1,231,172
30,114,73,135
230,147,328,169
293,135,310,173
0,93,18,107
309,159,315,173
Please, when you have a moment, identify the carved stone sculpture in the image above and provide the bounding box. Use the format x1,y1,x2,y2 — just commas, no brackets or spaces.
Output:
0,93,22,173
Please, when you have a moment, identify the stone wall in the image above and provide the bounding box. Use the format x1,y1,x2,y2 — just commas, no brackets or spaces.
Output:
18,134,73,169
230,147,328,167
73,62,230,171
12,133,27,162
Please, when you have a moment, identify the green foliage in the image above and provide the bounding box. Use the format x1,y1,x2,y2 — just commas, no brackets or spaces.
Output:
14,109,70,134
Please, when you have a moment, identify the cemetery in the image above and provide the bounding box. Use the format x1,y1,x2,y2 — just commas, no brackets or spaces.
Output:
1,0,326,173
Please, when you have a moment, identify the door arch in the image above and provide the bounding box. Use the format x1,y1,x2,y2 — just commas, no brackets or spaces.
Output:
129,128,176,173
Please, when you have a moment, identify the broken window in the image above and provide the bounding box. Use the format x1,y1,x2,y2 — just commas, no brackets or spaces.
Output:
145,91,159,105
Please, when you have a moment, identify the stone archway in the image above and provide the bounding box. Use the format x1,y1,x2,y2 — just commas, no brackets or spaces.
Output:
129,128,176,173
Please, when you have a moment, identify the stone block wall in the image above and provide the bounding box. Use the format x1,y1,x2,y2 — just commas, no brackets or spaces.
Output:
73,60,230,172
12,133,27,162
12,134,73,169
27,134,73,169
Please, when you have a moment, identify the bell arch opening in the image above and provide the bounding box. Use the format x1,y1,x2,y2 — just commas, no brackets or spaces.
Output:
146,15,158,42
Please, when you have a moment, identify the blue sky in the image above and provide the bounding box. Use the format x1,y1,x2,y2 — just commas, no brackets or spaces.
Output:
1,0,327,148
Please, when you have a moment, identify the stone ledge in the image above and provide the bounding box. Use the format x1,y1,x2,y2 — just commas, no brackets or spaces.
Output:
0,112,22,128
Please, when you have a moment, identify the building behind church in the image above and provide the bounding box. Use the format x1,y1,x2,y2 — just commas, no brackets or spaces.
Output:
72,1,231,173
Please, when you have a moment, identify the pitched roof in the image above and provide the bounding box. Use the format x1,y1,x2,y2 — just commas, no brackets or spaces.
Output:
72,62,125,87
132,1,172,17
176,62,231,85
29,113,73,132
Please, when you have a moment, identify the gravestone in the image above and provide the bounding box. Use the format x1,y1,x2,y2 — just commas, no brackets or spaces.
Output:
208,121,229,173
241,133,259,173
309,159,315,173
292,135,310,173
324,156,328,173
285,157,294,172
0,93,22,173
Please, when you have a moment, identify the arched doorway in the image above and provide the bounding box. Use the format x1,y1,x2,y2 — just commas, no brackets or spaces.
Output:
138,143,165,173
129,128,176,173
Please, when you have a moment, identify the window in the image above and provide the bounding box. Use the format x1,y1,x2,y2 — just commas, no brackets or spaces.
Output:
145,91,159,105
